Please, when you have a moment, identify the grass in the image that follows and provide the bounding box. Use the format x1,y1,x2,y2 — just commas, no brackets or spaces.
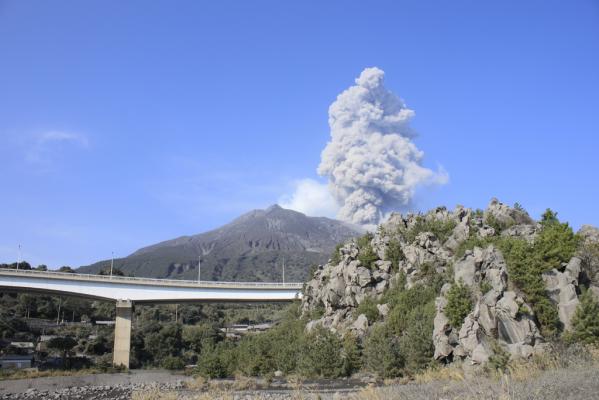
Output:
0,367,108,381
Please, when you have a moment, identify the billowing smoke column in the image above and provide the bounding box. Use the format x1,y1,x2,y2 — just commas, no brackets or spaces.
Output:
318,67,447,227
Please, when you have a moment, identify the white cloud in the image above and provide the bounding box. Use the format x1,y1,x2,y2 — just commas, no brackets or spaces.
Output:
279,178,339,218
39,131,89,147
26,131,89,164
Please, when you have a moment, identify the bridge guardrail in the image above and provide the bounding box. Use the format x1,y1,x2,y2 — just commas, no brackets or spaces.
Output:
0,268,304,290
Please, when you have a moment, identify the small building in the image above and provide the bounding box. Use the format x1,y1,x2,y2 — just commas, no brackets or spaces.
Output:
9,342,34,350
94,320,115,326
0,355,34,369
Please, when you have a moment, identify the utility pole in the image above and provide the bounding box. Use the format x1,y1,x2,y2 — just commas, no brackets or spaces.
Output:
16,244,21,270
110,252,114,278
282,260,285,284
197,255,201,282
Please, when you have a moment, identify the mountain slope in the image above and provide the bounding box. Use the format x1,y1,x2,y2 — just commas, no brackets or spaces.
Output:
79,205,362,282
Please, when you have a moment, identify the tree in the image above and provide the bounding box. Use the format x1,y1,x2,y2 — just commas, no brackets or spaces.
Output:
58,266,76,273
98,266,126,276
445,280,473,329
47,336,78,368
298,326,344,378
362,324,403,378
566,290,599,345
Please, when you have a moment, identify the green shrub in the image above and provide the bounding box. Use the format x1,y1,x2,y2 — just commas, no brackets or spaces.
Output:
487,342,510,373
484,213,513,233
196,343,229,378
565,289,599,345
386,284,437,335
161,356,185,370
357,233,378,269
362,324,403,378
399,308,435,372
534,210,579,272
499,229,577,338
355,297,379,323
454,236,497,260
403,216,457,244
298,326,344,378
480,281,493,294
330,243,343,265
341,332,362,376
445,281,473,329
385,238,404,271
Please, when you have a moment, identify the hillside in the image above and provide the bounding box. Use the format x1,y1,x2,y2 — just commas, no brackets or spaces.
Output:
301,198,599,372
79,205,362,282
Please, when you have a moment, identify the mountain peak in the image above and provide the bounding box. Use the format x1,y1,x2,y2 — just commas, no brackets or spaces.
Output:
80,205,362,282
266,204,283,212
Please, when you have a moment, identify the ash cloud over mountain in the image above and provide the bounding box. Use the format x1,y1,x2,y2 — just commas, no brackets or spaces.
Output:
316,67,447,227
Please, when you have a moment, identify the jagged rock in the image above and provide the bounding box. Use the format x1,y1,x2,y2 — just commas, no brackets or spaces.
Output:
352,314,369,335
445,221,470,253
375,260,392,273
579,225,599,244
479,225,496,238
377,303,389,318
542,257,582,331
485,198,534,227
356,267,373,287
501,224,538,242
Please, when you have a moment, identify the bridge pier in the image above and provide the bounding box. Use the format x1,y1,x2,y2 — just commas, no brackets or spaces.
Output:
113,299,133,368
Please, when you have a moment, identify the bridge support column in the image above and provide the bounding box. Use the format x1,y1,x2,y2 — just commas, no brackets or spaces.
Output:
113,299,133,368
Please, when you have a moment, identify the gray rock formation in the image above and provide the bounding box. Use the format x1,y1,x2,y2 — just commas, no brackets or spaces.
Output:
301,198,598,367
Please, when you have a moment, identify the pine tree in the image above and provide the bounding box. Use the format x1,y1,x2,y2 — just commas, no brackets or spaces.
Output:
566,289,599,345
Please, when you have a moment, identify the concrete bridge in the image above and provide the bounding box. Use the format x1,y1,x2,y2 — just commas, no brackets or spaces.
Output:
0,269,303,367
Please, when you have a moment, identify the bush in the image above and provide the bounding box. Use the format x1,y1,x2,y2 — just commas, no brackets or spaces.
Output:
403,216,457,244
357,233,378,269
385,238,404,271
484,213,513,233
196,343,229,378
454,236,496,259
362,324,403,378
330,243,343,265
341,332,362,376
355,297,378,324
534,211,579,272
161,356,185,370
565,289,599,345
487,212,579,337
382,282,437,375
399,313,435,372
498,237,561,336
487,342,510,373
445,281,473,329
298,326,344,378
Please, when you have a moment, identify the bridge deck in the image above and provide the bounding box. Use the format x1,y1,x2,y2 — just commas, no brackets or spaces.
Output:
0,269,303,303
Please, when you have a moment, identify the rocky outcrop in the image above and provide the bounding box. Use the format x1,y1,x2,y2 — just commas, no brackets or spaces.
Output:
433,245,544,364
301,198,598,367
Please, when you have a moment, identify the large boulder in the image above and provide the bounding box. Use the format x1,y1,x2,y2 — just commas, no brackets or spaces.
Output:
542,257,582,331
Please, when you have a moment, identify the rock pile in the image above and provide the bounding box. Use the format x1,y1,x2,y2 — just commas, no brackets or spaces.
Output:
301,199,599,366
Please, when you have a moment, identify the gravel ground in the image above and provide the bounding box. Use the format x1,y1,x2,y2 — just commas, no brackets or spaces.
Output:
1,365,599,400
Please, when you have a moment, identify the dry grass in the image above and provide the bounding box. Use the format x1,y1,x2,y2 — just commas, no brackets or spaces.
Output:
349,344,599,400
0,367,105,381
184,375,208,390
412,362,466,384
131,389,178,400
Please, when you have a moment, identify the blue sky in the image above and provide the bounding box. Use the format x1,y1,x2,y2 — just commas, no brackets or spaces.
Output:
1,1,598,268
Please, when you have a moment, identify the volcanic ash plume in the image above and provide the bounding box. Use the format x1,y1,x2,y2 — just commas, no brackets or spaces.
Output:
318,67,447,226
